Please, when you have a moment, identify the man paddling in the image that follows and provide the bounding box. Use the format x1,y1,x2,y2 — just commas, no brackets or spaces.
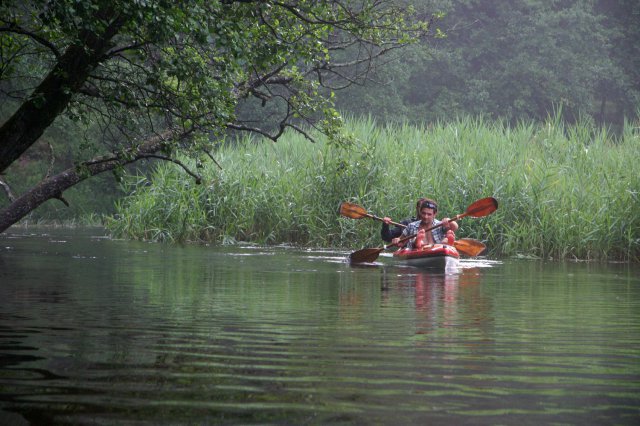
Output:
391,199,458,249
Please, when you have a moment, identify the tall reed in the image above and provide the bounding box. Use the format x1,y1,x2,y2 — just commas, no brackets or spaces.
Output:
107,115,640,261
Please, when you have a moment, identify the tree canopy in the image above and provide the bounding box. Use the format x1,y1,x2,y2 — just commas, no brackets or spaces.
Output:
0,0,431,232
333,0,640,126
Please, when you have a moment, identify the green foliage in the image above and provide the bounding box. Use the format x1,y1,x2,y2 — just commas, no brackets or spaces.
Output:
1,0,427,152
333,0,640,128
1,0,429,229
107,126,379,246
108,115,640,262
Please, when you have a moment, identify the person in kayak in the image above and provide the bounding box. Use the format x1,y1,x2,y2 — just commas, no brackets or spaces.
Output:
380,197,427,242
392,199,458,249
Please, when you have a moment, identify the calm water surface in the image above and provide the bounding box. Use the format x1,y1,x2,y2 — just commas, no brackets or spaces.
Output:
0,229,639,425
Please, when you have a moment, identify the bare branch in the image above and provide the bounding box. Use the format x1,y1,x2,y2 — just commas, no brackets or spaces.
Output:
44,142,56,180
139,154,202,184
0,177,16,202
283,123,317,143
226,123,279,142
0,24,62,59
202,150,223,170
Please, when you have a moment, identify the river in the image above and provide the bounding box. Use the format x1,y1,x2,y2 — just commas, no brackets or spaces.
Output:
1,229,639,425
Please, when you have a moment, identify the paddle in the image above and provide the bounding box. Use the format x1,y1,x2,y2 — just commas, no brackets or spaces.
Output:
339,202,406,228
339,200,489,257
348,197,498,263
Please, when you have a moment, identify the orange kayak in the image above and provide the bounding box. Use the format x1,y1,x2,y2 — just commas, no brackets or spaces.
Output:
392,244,460,270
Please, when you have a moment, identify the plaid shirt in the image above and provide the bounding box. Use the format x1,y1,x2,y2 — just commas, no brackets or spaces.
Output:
400,219,447,248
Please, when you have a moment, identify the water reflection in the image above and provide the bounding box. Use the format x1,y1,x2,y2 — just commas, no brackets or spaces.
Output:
1,231,639,425
375,267,493,338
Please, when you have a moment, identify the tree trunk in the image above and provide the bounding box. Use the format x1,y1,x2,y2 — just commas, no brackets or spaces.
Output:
0,13,124,173
0,130,173,233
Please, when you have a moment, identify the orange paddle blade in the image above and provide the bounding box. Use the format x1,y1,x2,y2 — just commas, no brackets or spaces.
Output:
339,202,368,219
463,197,498,218
453,238,486,257
349,247,384,263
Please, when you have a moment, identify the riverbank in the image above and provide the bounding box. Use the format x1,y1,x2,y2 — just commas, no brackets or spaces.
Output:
106,116,639,261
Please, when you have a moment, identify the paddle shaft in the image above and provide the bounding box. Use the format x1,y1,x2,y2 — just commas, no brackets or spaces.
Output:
343,197,496,231
364,213,406,229
383,218,449,249
358,207,445,242
386,196,496,246
352,206,458,249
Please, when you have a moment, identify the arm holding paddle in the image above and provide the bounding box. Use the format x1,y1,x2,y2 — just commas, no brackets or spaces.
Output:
381,216,408,242
381,197,428,242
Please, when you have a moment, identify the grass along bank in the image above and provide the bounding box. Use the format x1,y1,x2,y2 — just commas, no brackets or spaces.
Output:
107,116,640,262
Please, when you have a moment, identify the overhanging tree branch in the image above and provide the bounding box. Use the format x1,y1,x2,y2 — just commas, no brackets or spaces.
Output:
0,24,62,59
0,128,181,233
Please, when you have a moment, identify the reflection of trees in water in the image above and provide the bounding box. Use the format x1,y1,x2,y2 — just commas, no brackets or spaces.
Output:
380,267,493,339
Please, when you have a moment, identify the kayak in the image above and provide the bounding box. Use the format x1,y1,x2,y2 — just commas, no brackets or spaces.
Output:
392,244,460,270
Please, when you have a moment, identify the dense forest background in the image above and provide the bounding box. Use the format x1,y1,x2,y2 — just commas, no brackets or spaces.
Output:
1,0,639,223
332,0,639,128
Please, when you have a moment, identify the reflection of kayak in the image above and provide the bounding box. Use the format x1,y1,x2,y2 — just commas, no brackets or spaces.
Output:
392,244,460,270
